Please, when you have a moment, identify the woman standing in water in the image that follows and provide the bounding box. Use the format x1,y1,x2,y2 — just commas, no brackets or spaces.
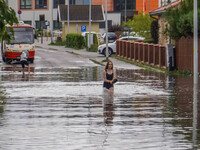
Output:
103,61,116,94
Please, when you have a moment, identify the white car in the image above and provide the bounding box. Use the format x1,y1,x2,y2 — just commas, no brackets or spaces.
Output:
97,36,145,56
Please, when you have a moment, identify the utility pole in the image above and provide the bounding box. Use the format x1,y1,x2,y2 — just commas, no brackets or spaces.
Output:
194,0,198,85
105,0,108,59
143,0,146,14
33,0,35,29
51,0,53,43
193,2,198,149
88,0,91,51
68,0,69,34
125,0,126,23
149,0,150,12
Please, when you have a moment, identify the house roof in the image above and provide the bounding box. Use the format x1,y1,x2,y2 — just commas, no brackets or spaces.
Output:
149,0,182,16
58,5,105,22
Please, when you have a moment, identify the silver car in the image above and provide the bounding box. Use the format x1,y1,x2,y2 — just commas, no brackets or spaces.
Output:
97,36,145,56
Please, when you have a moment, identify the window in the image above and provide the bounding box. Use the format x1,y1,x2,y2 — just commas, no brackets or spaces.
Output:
99,20,112,29
83,0,89,5
20,0,32,9
53,21,62,30
54,0,65,8
114,0,136,11
69,0,89,5
35,0,47,9
36,21,47,30
24,21,32,25
99,22,105,29
69,0,75,4
39,15,45,21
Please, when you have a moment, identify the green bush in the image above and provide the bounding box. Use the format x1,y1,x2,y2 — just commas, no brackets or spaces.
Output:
65,33,85,49
85,33,99,49
90,44,98,52
49,40,65,46
142,38,155,44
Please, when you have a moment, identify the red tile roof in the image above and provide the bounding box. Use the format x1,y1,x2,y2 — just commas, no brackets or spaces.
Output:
149,0,182,16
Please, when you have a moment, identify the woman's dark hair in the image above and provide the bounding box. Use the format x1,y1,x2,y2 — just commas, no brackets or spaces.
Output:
105,61,113,70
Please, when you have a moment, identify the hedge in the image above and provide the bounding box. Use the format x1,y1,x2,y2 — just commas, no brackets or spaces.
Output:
65,33,85,49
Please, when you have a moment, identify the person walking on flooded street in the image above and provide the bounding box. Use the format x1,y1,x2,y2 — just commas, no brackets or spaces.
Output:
103,61,117,95
20,50,30,75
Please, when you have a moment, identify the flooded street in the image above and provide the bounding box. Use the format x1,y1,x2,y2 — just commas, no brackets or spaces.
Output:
0,65,200,150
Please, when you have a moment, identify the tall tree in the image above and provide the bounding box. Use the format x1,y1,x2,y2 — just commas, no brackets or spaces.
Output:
0,0,18,41
124,12,155,38
163,0,200,40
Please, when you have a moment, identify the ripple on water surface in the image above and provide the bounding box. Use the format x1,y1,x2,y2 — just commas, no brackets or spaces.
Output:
0,67,198,150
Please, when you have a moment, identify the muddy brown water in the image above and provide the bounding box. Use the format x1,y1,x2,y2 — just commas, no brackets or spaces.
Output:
0,66,199,150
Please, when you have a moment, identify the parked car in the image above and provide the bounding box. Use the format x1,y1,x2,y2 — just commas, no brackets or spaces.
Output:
119,31,138,38
97,36,145,56
100,32,117,43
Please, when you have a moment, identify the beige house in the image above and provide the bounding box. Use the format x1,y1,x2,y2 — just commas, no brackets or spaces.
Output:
57,5,105,41
149,0,182,45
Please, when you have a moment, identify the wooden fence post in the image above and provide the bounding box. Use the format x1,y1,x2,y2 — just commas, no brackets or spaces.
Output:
130,42,134,60
148,44,154,64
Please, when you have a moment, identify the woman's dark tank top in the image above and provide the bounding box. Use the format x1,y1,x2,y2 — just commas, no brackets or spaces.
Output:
103,70,113,89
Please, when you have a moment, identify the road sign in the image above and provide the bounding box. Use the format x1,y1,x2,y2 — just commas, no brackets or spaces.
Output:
18,10,22,15
45,21,49,26
81,25,86,32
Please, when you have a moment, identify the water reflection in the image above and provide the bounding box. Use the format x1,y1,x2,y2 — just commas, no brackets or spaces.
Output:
103,89,114,125
193,84,198,149
0,66,200,149
0,87,5,126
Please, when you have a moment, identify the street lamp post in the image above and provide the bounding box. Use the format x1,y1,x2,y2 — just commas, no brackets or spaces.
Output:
105,0,108,59
68,0,69,34
51,0,53,43
88,0,91,51
194,0,198,85
33,0,35,29
125,0,126,23
193,2,198,149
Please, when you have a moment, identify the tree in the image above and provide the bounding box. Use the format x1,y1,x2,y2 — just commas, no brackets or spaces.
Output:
0,0,18,42
163,0,200,40
123,12,155,39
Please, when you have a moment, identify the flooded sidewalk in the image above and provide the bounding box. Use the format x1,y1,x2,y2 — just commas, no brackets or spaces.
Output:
0,66,199,150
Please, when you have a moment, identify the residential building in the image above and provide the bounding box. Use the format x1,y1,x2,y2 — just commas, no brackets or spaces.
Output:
58,5,104,40
6,0,174,35
7,0,66,31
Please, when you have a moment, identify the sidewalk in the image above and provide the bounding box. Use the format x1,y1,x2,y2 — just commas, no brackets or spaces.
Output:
35,38,141,69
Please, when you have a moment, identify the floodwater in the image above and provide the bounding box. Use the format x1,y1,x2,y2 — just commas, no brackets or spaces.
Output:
0,66,200,150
